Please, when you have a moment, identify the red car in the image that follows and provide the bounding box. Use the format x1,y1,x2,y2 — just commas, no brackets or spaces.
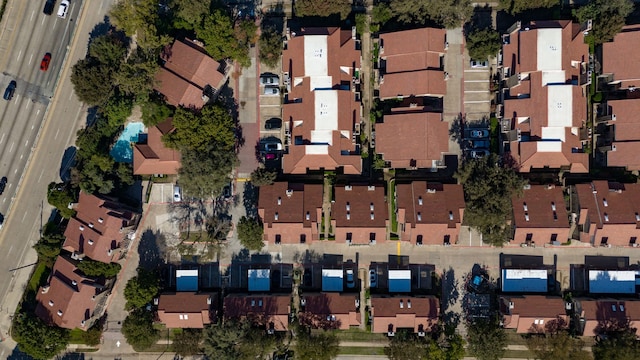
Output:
40,53,52,71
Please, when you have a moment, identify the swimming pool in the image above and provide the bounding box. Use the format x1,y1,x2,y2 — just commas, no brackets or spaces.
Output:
110,122,145,163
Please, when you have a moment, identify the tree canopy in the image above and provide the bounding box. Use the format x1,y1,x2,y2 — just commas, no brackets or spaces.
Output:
455,154,526,246
77,259,122,278
171,0,211,30
385,330,465,360
295,328,339,360
499,0,559,14
47,182,77,218
390,0,472,29
12,314,69,360
294,0,352,20
593,327,640,360
259,27,283,69
466,28,502,60
196,9,254,67
141,96,174,127
110,0,170,51
237,216,264,251
466,319,507,360
173,328,204,356
122,309,160,351
574,0,633,44
250,168,277,186
179,147,237,199
124,268,159,310
163,105,236,153
526,331,592,360
203,320,279,360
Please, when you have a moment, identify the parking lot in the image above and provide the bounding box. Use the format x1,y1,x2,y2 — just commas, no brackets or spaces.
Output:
463,58,492,120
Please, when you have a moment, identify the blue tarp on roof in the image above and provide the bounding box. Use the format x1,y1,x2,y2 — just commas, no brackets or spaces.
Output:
322,269,344,292
248,269,271,291
501,269,547,293
388,270,411,292
589,270,639,294
176,269,199,291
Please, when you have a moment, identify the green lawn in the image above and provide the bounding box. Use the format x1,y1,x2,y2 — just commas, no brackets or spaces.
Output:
389,180,397,233
339,346,386,356
489,117,499,154
28,262,50,292
333,329,388,342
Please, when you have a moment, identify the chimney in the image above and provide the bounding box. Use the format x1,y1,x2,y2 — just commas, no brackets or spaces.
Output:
407,300,412,309
347,212,351,220
346,202,351,211
525,213,530,222
417,212,422,221
370,212,375,220
286,189,293,197
604,213,609,222
603,198,608,207
41,285,50,294
636,213,640,221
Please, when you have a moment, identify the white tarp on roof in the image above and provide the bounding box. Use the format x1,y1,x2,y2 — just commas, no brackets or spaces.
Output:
304,35,328,77
541,70,566,86
305,144,329,154
541,127,566,142
322,269,344,292
589,270,639,294
502,269,548,292
176,269,199,292
547,85,573,128
537,28,562,71
310,76,333,90
537,141,563,152
248,269,271,291
388,270,411,293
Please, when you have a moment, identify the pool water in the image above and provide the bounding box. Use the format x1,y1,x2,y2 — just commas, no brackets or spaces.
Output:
110,122,145,163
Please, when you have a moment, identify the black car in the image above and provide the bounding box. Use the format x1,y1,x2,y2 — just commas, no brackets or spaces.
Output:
0,177,6,195
3,81,16,101
43,0,56,15
265,117,282,130
0,213,4,230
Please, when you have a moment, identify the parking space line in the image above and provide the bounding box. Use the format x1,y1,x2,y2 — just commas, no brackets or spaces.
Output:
464,80,489,83
463,90,489,93
464,100,491,103
464,69,489,73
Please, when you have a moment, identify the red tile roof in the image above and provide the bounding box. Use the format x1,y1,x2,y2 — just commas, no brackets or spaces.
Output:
396,182,464,245
579,299,640,337
379,70,446,100
282,27,362,174
35,256,101,330
602,25,640,88
607,142,640,171
511,185,570,244
500,296,568,333
63,192,137,263
157,292,215,328
299,293,360,330
223,294,291,331
604,99,640,170
376,112,449,169
154,39,226,108
575,181,640,246
133,118,181,175
257,182,323,244
371,296,439,334
332,185,388,228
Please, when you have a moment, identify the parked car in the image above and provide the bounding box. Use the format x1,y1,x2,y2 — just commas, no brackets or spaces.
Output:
0,213,4,230
470,140,490,149
3,81,16,101
265,142,283,152
0,177,6,195
265,117,283,130
265,153,277,161
40,53,52,71
57,0,69,18
264,86,280,96
470,60,488,68
469,129,489,138
222,183,233,199
43,0,56,15
369,269,377,288
346,269,355,288
173,185,181,202
260,73,279,86
470,149,490,158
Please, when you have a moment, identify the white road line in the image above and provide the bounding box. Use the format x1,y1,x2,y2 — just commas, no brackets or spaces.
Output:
41,16,46,26
25,100,30,109
55,128,60,139
464,100,491,103
30,10,36,22
37,109,40,116
14,168,17,174
13,95,18,104
0,133,4,144
28,53,33,65
38,169,45,183
20,154,23,160
9,142,14,153
24,140,28,147
464,80,490,83
16,49,21,62
31,124,34,130
68,92,73,100
21,211,28,223
8,245,13,254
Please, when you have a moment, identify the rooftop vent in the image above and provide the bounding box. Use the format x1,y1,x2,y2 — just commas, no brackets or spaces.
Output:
612,305,617,312
604,213,609,222
417,212,422,221
56,310,63,316
275,212,279,220
277,197,282,205
346,202,351,211
79,225,85,231
48,300,54,307
306,212,310,221
72,280,77,286
251,299,256,307
154,298,159,305
418,196,423,205
107,249,113,256
407,300,412,309
509,301,514,309
400,300,404,308
523,202,528,211
525,213,530,222
603,198,608,207
286,189,293,197
98,217,104,223
88,223,94,228
259,299,263,307
368,186,375,191
449,211,454,221
347,212,351,220
207,297,212,305
551,202,556,211
88,239,94,245
370,203,374,211
524,184,531,190
80,320,86,327
427,188,436,194
41,285,50,294
370,212,375,220
621,304,625,311
636,213,640,221
345,185,353,191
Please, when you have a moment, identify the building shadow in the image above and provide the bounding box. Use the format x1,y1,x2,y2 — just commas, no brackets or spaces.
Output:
137,229,167,270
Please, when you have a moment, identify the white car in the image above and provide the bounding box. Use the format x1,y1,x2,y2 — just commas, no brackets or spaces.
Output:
57,0,70,18
260,74,279,86
470,149,490,159
264,86,280,96
469,129,489,138
173,185,182,202
346,269,355,288
265,142,283,151
470,60,488,68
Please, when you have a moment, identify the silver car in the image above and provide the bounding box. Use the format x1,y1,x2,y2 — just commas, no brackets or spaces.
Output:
469,129,489,138
263,86,280,96
260,74,279,86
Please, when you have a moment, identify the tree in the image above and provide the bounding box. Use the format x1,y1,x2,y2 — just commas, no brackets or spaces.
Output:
455,154,526,246
88,34,127,68
390,0,472,29
196,9,252,67
465,28,502,60
574,0,633,44
371,4,393,33
259,27,283,68
122,309,160,351
173,328,204,356
141,96,174,127
70,58,115,106
237,216,264,251
171,0,211,30
295,328,339,360
203,320,251,360
99,94,134,128
12,313,69,360
77,259,122,278
466,319,507,360
593,327,640,360
114,52,159,100
499,0,559,14
250,168,277,186
124,268,159,309
178,148,237,199
385,330,427,360
47,182,77,218
526,331,592,360
110,0,169,51
294,0,352,20
163,105,236,152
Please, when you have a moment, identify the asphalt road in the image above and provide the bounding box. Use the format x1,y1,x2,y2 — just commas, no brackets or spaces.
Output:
0,0,115,356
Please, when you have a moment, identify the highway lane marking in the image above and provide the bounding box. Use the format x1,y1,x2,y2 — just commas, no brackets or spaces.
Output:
13,95,18,104
21,210,28,223
16,49,21,62
68,92,73,100
8,245,13,254
55,128,60,139
25,100,30,110
38,169,44,183
24,140,28,147
37,109,40,116
28,53,33,65
30,10,35,22
0,133,4,144
41,15,46,27
13,168,17,174
9,141,14,153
